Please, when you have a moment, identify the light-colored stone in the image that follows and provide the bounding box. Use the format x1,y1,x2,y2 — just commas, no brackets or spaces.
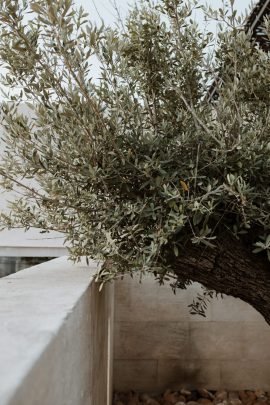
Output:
114,360,158,392
189,322,244,361
157,284,189,322
210,295,264,323
221,361,270,390
242,325,270,360
157,360,221,391
156,360,186,391
186,360,221,389
115,274,192,323
114,321,189,360
114,276,159,322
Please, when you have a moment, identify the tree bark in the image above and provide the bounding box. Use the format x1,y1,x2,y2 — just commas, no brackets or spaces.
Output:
170,233,270,325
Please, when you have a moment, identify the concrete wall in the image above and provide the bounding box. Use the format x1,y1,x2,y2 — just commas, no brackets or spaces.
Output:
0,257,114,405
113,274,270,391
2,256,270,398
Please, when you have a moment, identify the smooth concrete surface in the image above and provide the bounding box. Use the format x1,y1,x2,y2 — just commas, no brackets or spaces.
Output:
0,256,114,405
114,274,270,391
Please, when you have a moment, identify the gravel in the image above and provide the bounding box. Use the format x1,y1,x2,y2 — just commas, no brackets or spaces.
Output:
113,389,270,405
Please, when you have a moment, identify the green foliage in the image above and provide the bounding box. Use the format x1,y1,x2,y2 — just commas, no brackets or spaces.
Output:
0,0,269,286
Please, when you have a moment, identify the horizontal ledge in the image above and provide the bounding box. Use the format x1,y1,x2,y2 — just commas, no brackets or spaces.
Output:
0,246,68,257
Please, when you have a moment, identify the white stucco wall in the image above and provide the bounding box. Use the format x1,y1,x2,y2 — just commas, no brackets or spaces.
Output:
0,105,67,256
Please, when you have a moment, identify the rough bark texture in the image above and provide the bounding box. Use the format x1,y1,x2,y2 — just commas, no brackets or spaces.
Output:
170,233,270,325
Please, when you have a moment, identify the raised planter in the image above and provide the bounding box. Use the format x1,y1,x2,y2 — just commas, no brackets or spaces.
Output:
0,257,114,405
1,257,270,405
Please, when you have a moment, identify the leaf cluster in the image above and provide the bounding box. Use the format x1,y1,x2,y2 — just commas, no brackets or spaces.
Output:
0,0,269,288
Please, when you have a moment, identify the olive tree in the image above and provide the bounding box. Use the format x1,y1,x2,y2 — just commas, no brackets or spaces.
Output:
0,0,270,321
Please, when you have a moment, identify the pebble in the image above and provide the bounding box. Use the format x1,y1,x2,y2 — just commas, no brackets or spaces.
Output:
146,399,160,405
163,390,180,404
229,393,240,401
252,398,269,405
246,392,257,402
198,399,213,405
181,390,192,397
255,391,266,399
140,393,160,405
229,399,242,405
114,389,270,405
239,392,248,402
198,389,214,400
215,391,228,403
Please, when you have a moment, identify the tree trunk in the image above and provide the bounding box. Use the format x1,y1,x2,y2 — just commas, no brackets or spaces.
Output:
170,233,270,325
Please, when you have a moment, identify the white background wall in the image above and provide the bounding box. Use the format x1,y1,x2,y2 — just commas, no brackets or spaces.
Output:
0,105,66,256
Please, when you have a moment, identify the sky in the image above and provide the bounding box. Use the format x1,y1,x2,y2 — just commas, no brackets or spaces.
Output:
74,0,255,30
0,0,256,85
69,0,255,80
